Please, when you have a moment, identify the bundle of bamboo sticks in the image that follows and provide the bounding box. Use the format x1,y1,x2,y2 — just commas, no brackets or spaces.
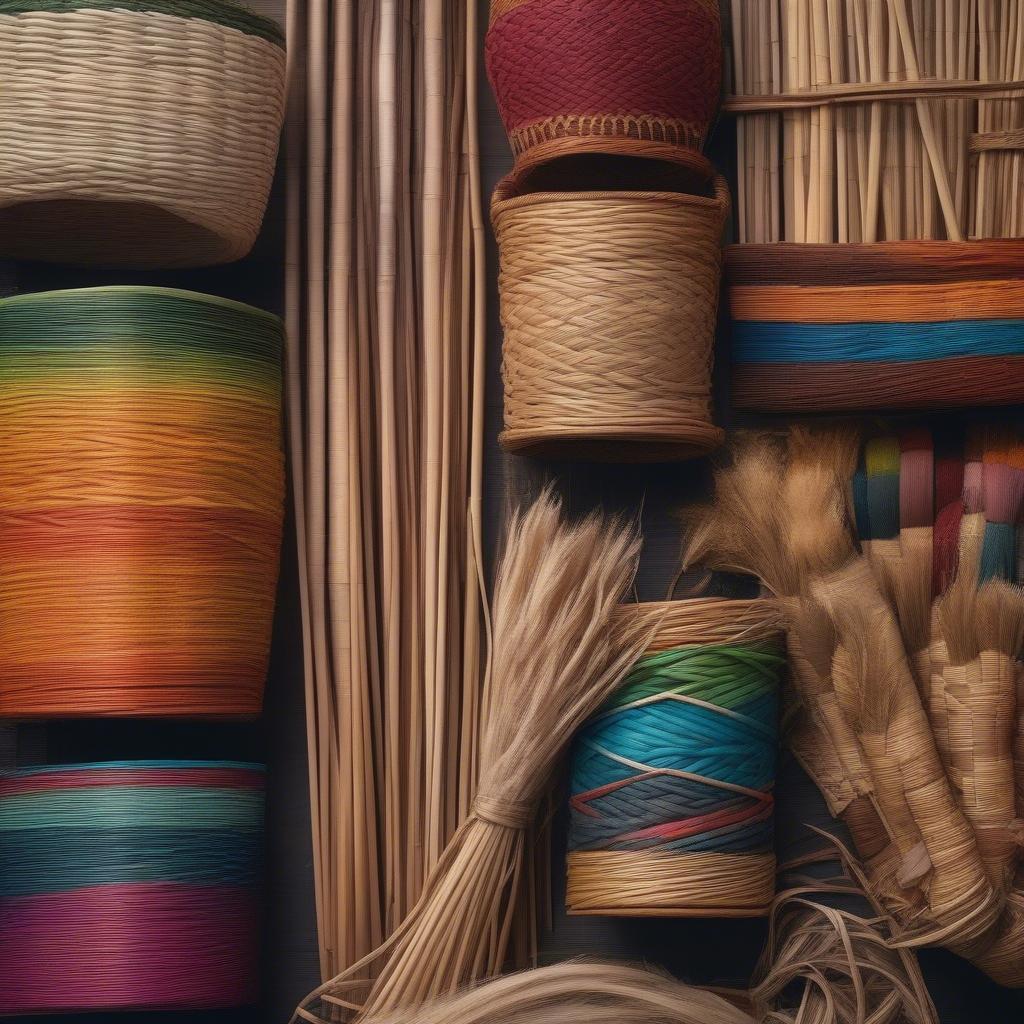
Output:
284,0,487,982
728,1,1023,243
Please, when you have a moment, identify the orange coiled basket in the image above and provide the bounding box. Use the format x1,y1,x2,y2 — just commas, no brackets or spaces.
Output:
485,0,721,181
0,287,284,718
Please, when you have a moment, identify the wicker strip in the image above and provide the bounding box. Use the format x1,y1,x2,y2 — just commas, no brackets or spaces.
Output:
493,176,729,461
0,6,286,267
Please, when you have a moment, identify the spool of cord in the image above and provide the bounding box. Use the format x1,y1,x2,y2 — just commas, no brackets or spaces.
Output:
566,599,784,917
0,286,284,718
0,760,264,1013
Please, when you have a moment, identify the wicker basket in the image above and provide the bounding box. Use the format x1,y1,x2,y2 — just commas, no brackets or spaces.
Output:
486,0,721,183
728,240,1024,412
493,174,729,461
0,0,286,267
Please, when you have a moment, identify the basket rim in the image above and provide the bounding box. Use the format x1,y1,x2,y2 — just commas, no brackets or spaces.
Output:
492,172,731,218
0,0,285,46
499,422,725,462
0,285,282,327
2,760,267,778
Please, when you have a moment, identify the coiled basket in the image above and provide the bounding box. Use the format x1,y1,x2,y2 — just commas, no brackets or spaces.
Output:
729,240,1024,412
486,0,721,182
567,599,783,917
493,174,729,461
0,0,286,267
0,287,284,718
0,761,264,1013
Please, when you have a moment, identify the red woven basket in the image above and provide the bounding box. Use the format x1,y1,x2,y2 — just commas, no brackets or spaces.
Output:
485,0,722,180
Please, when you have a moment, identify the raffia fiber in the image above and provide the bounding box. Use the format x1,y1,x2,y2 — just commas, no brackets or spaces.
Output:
493,175,729,461
0,4,285,266
679,429,1024,984
293,493,650,1023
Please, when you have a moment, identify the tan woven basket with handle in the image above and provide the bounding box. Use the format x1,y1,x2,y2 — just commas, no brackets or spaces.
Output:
0,0,286,267
492,173,729,461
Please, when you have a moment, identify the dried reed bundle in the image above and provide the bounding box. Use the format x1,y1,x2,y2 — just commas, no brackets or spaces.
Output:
294,493,649,1023
285,0,488,982
347,886,937,1024
681,429,1011,978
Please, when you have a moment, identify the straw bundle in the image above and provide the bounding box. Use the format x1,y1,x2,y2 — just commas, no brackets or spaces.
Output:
680,426,1024,984
485,0,720,183
0,0,285,266
567,599,785,918
727,240,1024,412
726,0,1024,243
293,493,650,1023
0,287,284,718
285,0,488,980
493,174,729,461
0,761,264,1013
344,885,937,1024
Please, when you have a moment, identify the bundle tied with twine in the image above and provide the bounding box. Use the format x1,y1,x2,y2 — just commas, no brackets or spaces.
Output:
294,492,650,1023
341,883,937,1024
680,428,1024,984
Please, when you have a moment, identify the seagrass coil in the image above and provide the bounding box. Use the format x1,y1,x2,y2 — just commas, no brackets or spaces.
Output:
493,174,729,461
0,0,286,267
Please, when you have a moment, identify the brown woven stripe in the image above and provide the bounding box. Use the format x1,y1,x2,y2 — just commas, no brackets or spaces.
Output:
509,113,708,159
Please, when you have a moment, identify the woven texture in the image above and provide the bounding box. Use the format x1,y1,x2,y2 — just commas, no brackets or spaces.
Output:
486,0,721,178
728,241,1024,412
0,5,286,267
493,176,729,461
0,287,284,719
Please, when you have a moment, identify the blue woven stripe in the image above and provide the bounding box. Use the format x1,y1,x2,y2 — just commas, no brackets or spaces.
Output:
732,318,1024,363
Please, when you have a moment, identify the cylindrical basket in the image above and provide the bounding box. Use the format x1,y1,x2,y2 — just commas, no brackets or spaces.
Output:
0,760,264,1013
566,599,784,918
493,175,730,461
728,241,1024,412
0,0,286,267
485,0,721,183
0,287,284,718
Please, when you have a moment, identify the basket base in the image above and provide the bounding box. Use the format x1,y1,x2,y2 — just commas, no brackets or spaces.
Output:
0,197,244,269
500,423,724,462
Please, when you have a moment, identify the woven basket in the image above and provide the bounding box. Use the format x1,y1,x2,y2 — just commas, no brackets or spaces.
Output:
0,286,284,718
493,174,729,461
728,240,1024,412
0,0,286,267
486,0,721,183
566,599,783,918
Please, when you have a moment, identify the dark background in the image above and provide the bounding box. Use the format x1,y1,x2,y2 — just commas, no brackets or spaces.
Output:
1,1,1022,1021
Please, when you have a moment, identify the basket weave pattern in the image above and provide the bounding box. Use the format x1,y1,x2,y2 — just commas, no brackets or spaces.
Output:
0,8,286,267
494,176,728,459
486,0,721,169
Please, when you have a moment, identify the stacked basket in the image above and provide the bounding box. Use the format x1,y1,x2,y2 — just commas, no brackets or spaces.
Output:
487,0,729,460
0,0,286,1012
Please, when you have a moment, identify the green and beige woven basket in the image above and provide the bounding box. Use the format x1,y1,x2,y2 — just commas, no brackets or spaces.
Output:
0,0,286,267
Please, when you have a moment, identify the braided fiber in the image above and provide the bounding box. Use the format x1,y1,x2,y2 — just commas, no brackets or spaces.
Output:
485,0,721,176
0,287,284,718
0,4,285,266
728,241,1024,412
567,601,783,916
493,177,728,461
0,761,264,1013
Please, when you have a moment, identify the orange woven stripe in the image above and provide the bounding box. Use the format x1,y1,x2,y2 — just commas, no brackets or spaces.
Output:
730,279,1024,323
509,113,707,158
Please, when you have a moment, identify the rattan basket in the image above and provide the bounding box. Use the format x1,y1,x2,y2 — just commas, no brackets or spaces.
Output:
0,0,286,267
493,174,729,461
486,0,721,183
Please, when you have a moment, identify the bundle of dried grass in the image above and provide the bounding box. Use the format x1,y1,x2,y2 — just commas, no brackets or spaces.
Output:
293,493,650,1023
345,885,937,1024
681,428,1016,982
